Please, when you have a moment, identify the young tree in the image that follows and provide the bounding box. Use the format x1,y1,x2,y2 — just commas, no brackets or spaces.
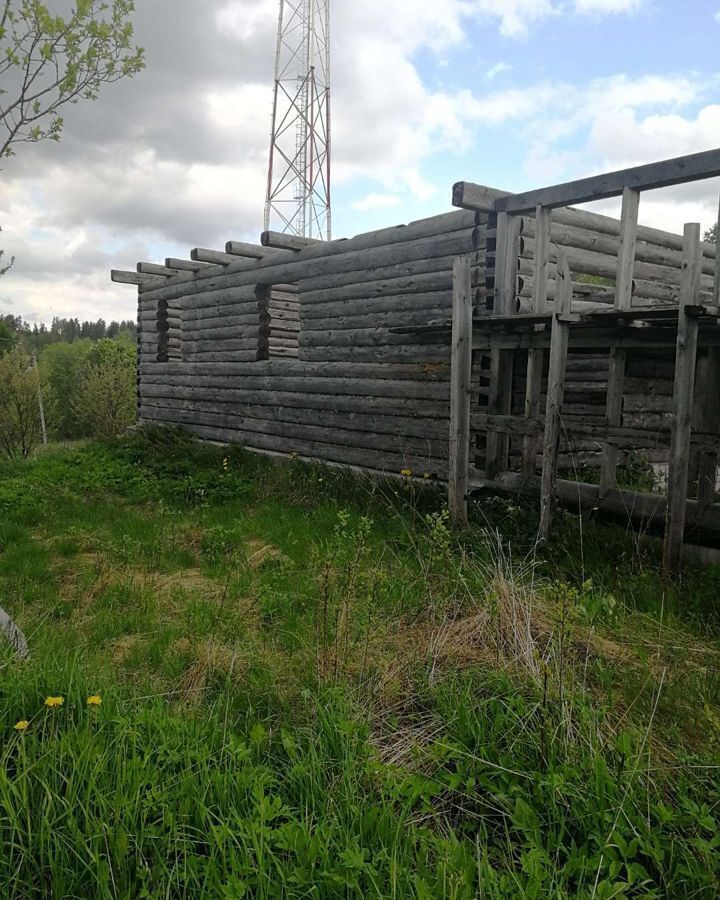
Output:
39,338,93,437
0,0,145,160
0,345,41,458
74,337,135,438
705,222,718,245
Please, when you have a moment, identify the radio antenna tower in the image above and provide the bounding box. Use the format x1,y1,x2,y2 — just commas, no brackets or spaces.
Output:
264,0,331,241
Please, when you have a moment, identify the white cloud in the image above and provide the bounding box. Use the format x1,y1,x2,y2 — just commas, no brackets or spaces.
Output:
575,0,643,12
471,0,559,38
352,194,402,211
484,62,513,81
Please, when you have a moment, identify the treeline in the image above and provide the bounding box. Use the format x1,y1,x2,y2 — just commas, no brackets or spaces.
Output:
0,316,137,458
1,314,136,353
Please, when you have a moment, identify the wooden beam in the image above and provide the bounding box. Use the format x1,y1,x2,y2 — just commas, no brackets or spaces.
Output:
451,183,510,211
714,187,720,307
522,205,552,480
538,251,572,541
225,241,289,259
692,348,720,517
496,148,720,214
599,187,640,496
190,248,237,266
111,269,161,286
165,258,213,271
448,257,473,526
137,262,175,277
664,223,703,575
260,231,319,251
485,212,522,478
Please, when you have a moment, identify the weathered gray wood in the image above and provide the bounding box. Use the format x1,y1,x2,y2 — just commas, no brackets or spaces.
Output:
139,358,450,381
521,206,551,480
664,223,702,574
112,269,163,287
191,248,239,266
304,308,449,335
448,257,473,525
182,297,266,320
181,350,265,363
182,335,266,353
496,148,720,213
452,183,510,211
260,231,318,250
165,257,213,271
299,345,450,364
714,188,720,307
539,252,572,541
225,241,289,259
486,212,521,478
302,292,452,323
137,262,178,277
692,348,720,516
0,605,30,660
599,188,640,496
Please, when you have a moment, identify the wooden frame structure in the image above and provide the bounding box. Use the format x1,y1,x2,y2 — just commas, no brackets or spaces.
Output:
111,148,720,574
447,149,720,573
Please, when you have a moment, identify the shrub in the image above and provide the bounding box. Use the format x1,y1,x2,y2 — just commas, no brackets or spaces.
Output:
38,339,93,438
0,347,41,458
73,339,136,439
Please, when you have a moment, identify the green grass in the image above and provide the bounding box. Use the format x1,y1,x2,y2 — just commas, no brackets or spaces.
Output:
0,427,719,898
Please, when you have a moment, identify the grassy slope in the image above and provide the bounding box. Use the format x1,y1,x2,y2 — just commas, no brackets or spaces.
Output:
0,428,719,898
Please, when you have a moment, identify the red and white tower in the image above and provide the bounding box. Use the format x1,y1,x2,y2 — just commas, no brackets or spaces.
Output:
264,0,331,241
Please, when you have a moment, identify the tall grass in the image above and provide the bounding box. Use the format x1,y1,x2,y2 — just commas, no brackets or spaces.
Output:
0,428,718,897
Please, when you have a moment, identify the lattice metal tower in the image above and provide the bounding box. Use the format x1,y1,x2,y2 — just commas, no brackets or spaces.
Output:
264,0,331,241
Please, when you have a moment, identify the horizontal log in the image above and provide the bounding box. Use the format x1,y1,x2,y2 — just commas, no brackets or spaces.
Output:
301,271,455,306
267,337,298,349
138,298,181,313
452,183,510,211
521,221,717,276
112,269,163,287
181,350,265,363
260,231,318,250
302,307,449,334
302,292,453,323
182,296,265,320
140,230,482,302
138,358,449,379
139,397,449,441
137,262,177,277
299,254,480,294
139,384,451,417
300,345,450,364
180,313,267,332
181,336,266,353
137,420,448,478
138,402,447,456
268,347,299,358
299,325,451,349
139,373,450,401
495,149,720,212
225,241,290,259
165,257,214,271
191,248,238,265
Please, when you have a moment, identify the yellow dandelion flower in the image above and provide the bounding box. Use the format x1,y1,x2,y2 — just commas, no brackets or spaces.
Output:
44,696,64,708
222,457,229,471
400,469,412,477
423,472,431,480
14,720,29,732
86,695,102,707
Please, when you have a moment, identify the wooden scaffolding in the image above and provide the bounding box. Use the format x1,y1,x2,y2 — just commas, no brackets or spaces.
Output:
445,149,720,573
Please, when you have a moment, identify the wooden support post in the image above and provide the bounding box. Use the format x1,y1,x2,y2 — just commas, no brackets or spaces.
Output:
693,348,720,517
522,205,551,480
599,187,640,497
538,252,572,542
449,257,473,526
663,223,702,575
714,187,720,308
486,212,521,478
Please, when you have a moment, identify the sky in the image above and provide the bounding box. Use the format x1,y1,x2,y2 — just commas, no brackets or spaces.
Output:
2,0,720,325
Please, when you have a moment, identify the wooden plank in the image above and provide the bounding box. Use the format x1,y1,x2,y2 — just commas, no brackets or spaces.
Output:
599,188,640,496
715,188,720,307
664,223,703,575
521,206,551,479
539,252,573,541
485,212,521,478
692,348,720,517
496,148,720,214
448,257,473,526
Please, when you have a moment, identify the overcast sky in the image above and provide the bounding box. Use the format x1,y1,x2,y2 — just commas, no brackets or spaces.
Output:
2,0,720,325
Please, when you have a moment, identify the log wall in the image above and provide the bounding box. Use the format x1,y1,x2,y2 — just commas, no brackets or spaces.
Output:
135,209,487,476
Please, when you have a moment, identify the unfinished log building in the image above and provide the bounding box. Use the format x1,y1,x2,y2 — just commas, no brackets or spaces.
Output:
113,149,720,569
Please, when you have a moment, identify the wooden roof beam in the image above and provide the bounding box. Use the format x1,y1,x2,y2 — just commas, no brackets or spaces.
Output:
137,262,176,277
451,183,510,211
111,269,163,286
190,247,238,266
225,241,290,259
494,148,720,214
165,257,213,271
260,231,319,251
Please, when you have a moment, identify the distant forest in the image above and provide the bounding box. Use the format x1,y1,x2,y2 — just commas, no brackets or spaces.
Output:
1,314,136,352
